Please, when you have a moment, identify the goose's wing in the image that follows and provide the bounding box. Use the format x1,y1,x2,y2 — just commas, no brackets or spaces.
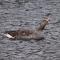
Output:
4,29,33,39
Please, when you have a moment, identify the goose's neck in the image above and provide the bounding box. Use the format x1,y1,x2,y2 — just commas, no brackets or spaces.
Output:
36,17,48,31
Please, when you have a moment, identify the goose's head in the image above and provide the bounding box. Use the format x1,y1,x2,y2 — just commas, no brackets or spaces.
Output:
43,16,49,21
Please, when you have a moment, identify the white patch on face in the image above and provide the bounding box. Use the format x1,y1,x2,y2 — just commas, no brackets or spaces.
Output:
4,33,14,38
45,18,49,21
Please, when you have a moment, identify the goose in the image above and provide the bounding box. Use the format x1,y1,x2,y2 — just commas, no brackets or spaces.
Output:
3,16,49,40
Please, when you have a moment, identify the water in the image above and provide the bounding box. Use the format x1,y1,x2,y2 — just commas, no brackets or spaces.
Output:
0,0,60,60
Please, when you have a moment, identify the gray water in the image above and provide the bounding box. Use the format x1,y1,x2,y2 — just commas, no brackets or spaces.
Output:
0,0,60,60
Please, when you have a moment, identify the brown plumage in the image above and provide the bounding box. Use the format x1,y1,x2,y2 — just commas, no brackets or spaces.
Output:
36,17,48,31
4,16,49,40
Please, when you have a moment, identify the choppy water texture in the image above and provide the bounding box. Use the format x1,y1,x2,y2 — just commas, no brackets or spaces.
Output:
0,0,60,60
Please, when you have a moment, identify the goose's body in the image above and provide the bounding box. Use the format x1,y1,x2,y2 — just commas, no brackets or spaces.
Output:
4,17,49,40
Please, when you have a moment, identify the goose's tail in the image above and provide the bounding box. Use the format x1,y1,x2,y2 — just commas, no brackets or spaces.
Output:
1,33,14,39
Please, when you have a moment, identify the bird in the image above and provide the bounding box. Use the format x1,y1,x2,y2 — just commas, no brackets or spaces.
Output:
3,16,49,40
